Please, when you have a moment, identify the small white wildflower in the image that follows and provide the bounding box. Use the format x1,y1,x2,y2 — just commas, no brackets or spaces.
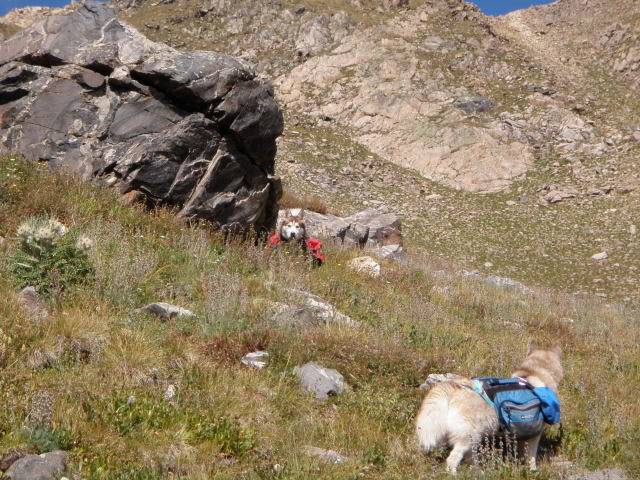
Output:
16,225,26,235
16,222,37,243
164,384,176,402
49,219,67,236
17,218,68,245
35,225,58,243
75,235,94,251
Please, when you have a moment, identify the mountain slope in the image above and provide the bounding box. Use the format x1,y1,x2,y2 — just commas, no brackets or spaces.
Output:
0,155,638,478
107,0,640,305
502,0,640,91
2,1,638,302
0,2,639,478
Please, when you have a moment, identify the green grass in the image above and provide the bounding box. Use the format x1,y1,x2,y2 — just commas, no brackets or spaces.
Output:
0,156,638,478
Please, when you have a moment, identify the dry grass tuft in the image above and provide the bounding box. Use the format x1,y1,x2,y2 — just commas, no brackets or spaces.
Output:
280,188,330,215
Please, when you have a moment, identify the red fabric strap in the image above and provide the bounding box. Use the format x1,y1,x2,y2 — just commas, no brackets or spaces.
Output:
266,232,325,265
306,237,325,264
268,232,282,247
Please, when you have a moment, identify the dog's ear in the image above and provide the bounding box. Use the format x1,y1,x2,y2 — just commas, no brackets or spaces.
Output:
281,209,291,223
527,341,537,356
551,344,562,358
298,209,306,218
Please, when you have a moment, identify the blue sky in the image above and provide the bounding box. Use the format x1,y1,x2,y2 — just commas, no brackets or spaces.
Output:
0,0,554,18
472,0,554,15
1,1,71,16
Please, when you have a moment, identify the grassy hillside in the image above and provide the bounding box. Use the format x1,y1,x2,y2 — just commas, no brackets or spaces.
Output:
0,155,638,479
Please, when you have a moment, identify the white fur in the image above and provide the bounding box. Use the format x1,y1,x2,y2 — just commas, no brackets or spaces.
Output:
280,222,305,241
415,394,450,452
280,209,306,241
416,387,496,474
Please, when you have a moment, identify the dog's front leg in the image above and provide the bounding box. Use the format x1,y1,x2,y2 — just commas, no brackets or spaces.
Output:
522,434,541,470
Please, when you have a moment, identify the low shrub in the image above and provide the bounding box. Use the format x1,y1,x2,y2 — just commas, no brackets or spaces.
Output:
9,217,94,296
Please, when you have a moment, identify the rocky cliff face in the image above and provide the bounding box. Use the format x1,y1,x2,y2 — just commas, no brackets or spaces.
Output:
0,2,284,232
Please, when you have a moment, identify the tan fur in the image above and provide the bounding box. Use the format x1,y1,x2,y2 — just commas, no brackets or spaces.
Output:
512,345,563,392
416,347,563,474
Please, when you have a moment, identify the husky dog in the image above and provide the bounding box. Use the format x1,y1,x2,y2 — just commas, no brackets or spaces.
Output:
278,208,308,242
268,209,325,265
416,346,563,474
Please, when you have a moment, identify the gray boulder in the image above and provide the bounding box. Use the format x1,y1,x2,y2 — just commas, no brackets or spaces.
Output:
136,302,195,321
484,275,532,294
294,362,347,400
271,302,357,328
348,256,381,278
277,208,401,248
345,209,402,247
271,290,358,328
0,449,28,471
542,189,578,204
305,446,349,464
5,450,67,480
163,384,177,402
27,349,60,370
463,270,532,295
0,2,283,233
241,350,269,369
270,302,318,327
17,286,48,323
370,244,404,261
591,252,608,261
454,96,495,114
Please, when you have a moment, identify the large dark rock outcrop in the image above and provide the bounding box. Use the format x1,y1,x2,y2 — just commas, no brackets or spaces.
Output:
0,2,284,232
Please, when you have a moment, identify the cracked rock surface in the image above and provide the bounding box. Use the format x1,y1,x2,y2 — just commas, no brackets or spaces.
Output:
0,2,283,232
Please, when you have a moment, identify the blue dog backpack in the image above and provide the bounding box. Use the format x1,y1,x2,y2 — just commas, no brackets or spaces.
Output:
472,377,561,440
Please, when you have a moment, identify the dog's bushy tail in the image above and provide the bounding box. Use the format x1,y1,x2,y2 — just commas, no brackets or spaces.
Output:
416,382,463,452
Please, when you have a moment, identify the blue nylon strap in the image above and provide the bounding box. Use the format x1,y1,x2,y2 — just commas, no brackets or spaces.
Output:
472,379,497,411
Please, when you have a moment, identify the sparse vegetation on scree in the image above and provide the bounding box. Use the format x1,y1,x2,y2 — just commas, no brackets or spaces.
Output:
0,156,638,478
